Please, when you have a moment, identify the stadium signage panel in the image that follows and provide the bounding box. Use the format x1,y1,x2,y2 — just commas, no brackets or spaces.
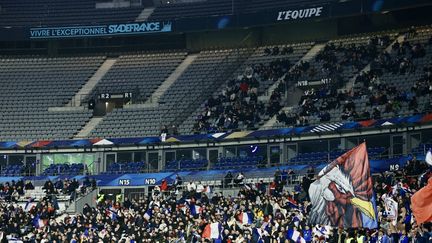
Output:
118,179,131,186
277,6,324,21
29,21,172,39
144,178,156,185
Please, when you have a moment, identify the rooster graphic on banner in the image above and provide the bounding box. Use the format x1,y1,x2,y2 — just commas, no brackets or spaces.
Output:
308,143,377,228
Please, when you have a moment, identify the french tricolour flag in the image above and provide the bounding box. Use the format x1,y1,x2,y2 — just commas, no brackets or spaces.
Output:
204,186,211,193
190,205,202,216
426,149,432,166
237,212,254,225
24,197,35,211
286,228,306,243
33,214,47,228
313,225,331,238
287,197,299,208
202,222,222,241
144,208,152,220
107,209,117,221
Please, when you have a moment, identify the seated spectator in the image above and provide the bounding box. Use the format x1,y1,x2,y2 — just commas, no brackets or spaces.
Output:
42,180,55,194
224,171,233,187
174,174,183,188
373,107,382,119
24,181,34,190
274,168,281,182
319,111,331,122
54,179,63,191
358,109,371,121
186,181,196,193
306,166,315,179
409,97,418,110
234,172,245,185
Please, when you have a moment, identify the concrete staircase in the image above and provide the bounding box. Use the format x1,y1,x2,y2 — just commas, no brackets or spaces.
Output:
74,117,103,138
144,54,199,105
67,58,117,107
135,7,155,22
261,106,295,130
259,43,327,129
265,43,327,97
344,34,406,91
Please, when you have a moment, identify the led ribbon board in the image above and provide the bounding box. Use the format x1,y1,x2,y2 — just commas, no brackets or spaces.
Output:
29,21,172,39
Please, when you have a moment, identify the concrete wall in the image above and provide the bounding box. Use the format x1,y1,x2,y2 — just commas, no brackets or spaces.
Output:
185,19,338,51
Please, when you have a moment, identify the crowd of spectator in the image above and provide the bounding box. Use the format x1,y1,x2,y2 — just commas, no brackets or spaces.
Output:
0,179,34,202
352,30,431,120
193,57,291,133
0,159,430,242
191,31,432,131
275,35,388,126
276,31,432,126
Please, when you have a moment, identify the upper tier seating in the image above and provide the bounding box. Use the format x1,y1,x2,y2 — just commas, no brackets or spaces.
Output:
90,48,252,138
180,42,314,134
89,51,187,103
273,28,432,129
0,55,104,140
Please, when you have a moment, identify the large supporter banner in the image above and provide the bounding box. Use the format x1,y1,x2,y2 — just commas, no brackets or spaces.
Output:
308,143,378,228
29,21,172,39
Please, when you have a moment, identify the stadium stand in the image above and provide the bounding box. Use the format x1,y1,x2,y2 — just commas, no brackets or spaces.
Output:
164,158,209,171
0,159,430,242
288,147,386,165
272,28,432,128
90,48,252,138
1,0,432,242
181,42,314,134
0,56,104,140
0,164,24,177
212,155,264,170
0,28,430,140
88,51,187,103
104,161,147,174
42,163,85,176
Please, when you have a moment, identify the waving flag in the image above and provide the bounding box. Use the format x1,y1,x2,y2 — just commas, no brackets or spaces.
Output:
287,197,299,208
308,143,377,228
33,214,47,228
107,209,117,221
186,200,202,216
24,197,35,211
392,182,412,197
237,212,254,225
426,149,432,166
411,177,432,224
144,208,152,220
312,225,331,239
286,228,306,243
384,197,398,226
252,228,265,243
190,205,202,216
204,186,211,193
202,222,222,240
